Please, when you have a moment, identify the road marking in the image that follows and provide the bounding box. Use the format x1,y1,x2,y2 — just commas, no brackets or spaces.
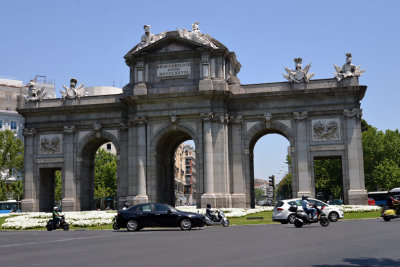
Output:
0,234,113,248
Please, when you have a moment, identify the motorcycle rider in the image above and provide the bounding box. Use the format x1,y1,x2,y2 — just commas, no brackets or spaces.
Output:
300,195,317,221
122,203,129,210
387,192,400,214
206,203,219,221
52,206,61,227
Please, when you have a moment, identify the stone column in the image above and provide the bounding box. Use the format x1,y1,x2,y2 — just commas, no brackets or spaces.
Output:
344,108,367,204
293,112,312,197
21,128,36,212
230,115,246,208
62,125,76,211
133,116,148,204
117,122,129,209
200,113,216,207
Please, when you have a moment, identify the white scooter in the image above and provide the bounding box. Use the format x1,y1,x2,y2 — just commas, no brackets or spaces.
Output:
205,210,229,227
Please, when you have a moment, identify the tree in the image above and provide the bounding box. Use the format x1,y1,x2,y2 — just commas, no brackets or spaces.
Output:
362,126,400,191
276,173,292,200
94,149,117,208
314,158,342,200
254,188,263,201
0,130,24,201
55,170,62,203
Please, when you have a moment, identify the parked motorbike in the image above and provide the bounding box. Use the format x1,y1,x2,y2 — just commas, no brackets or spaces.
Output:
289,204,329,228
113,215,120,230
205,210,229,227
46,215,69,231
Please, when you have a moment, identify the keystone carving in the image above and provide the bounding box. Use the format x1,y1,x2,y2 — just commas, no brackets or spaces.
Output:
169,115,178,124
93,123,102,132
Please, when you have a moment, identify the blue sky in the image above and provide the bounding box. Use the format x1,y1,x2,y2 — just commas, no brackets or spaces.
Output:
1,1,399,182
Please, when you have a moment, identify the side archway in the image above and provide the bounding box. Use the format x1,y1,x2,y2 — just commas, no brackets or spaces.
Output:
76,131,120,210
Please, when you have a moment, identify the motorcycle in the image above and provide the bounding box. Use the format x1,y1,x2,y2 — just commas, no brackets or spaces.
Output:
289,204,330,228
205,210,229,227
46,215,69,231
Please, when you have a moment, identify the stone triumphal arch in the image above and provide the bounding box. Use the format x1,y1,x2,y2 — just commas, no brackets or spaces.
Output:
19,24,367,211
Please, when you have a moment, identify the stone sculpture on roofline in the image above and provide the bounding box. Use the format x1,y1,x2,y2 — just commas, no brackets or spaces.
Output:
24,79,47,102
60,78,87,101
334,53,366,81
177,22,218,49
283,57,315,83
132,25,167,53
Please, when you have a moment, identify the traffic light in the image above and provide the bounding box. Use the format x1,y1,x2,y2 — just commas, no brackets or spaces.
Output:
268,175,275,188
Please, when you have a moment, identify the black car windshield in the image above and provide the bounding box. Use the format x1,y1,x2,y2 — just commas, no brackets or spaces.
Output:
165,204,177,212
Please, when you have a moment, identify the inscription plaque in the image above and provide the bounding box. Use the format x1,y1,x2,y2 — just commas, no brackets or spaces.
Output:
157,62,191,77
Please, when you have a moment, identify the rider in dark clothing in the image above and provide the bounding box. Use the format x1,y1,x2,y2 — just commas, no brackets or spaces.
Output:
206,203,218,221
53,207,61,227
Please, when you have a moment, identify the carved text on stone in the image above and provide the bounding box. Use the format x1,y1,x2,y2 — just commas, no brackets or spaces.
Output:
157,62,191,77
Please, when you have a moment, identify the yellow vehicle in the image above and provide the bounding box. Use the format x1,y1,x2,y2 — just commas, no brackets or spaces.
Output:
382,187,400,221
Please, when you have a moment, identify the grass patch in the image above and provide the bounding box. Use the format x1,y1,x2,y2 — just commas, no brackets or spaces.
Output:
342,210,381,220
0,217,6,229
229,211,279,225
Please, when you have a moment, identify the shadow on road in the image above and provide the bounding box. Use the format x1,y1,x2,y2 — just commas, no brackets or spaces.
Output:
313,257,400,267
112,227,205,233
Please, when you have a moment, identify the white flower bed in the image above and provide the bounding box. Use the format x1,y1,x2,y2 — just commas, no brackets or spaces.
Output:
1,211,115,230
0,205,382,230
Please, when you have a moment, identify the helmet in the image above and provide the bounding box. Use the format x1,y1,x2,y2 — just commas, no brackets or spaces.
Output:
53,206,58,211
206,203,211,209
302,195,308,200
124,202,129,208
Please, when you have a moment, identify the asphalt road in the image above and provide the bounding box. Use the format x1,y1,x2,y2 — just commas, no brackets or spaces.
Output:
0,218,399,267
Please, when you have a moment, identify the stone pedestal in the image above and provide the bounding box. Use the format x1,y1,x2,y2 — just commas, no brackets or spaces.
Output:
201,193,216,208
341,76,359,87
199,79,213,91
62,198,76,211
133,83,147,95
133,195,148,205
231,194,246,208
347,189,368,205
21,198,36,212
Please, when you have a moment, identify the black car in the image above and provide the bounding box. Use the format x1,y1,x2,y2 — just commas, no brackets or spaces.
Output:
115,203,206,231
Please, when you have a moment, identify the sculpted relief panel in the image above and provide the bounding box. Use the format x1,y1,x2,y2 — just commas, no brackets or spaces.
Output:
40,134,62,154
312,119,340,141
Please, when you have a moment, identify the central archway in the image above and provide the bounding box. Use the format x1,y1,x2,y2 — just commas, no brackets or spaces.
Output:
151,125,199,207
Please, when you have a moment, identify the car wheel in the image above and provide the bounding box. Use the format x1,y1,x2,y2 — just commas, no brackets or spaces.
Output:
288,214,296,224
383,216,391,222
328,211,339,222
127,219,139,231
180,219,192,230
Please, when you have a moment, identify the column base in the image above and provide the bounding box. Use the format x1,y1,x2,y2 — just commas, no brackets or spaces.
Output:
133,195,148,205
21,198,36,212
297,191,312,198
347,189,368,205
62,198,77,211
231,193,247,208
201,193,232,208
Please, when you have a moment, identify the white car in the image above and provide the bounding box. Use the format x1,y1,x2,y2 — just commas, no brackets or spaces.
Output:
272,198,344,224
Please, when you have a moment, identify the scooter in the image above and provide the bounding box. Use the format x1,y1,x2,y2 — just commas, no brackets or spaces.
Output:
113,215,120,230
205,210,229,227
46,215,69,231
290,204,330,228
381,204,400,221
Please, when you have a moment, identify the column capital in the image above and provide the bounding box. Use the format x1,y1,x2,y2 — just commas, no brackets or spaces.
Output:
63,125,75,134
214,113,229,124
200,112,213,121
23,128,36,137
230,115,243,124
294,111,308,120
119,122,128,130
344,108,362,118
131,116,147,125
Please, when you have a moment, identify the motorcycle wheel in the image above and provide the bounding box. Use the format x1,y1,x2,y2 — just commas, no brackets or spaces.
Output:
222,219,229,227
320,217,330,227
294,219,303,228
113,222,120,230
383,216,391,222
63,223,69,231
46,221,53,231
